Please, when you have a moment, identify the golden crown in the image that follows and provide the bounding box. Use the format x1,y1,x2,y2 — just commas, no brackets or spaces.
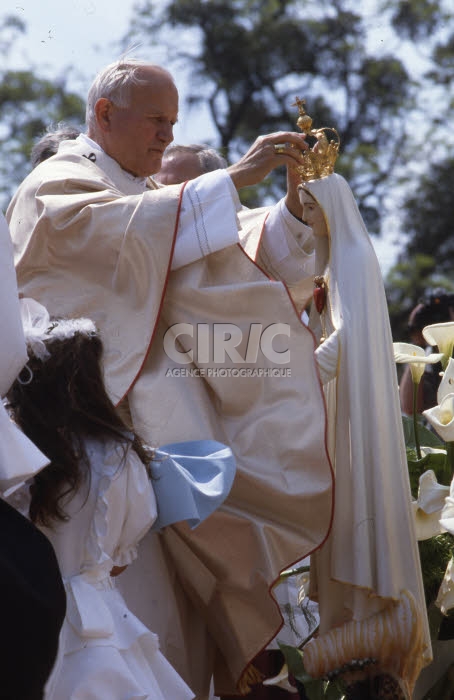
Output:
292,97,340,181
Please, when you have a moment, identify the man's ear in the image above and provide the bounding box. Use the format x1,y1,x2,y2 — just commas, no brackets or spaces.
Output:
94,98,113,132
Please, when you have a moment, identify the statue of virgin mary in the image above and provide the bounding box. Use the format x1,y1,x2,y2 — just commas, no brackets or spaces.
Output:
297,171,432,698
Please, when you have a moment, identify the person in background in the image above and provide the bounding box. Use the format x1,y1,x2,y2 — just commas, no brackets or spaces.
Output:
399,290,454,415
154,143,227,185
30,122,81,168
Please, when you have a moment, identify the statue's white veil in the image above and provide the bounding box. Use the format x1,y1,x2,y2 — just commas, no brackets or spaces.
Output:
302,173,431,688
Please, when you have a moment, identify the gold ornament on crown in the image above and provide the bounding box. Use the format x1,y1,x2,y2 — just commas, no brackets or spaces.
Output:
292,97,340,181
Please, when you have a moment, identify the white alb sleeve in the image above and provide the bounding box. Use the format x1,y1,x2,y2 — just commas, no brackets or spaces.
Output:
259,199,315,283
0,213,28,395
171,170,242,270
314,330,340,385
0,401,49,494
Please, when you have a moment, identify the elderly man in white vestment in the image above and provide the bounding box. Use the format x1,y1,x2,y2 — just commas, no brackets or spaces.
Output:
7,60,335,699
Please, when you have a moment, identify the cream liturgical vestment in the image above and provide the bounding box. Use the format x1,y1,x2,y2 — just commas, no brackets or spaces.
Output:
0,212,49,492
7,136,334,698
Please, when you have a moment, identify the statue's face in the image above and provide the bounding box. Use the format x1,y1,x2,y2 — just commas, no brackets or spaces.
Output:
298,188,328,238
99,67,179,178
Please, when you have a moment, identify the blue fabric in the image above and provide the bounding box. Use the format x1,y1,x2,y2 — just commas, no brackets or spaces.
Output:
150,440,236,530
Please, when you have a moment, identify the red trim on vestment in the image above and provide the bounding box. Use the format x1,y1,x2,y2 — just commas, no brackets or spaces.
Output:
234,211,336,693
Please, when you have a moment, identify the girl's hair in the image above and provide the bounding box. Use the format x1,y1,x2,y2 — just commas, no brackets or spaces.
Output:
7,329,150,527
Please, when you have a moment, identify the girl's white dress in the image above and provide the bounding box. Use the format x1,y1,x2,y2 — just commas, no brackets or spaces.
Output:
32,438,194,700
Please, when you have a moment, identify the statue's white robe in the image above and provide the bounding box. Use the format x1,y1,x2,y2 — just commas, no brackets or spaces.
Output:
305,174,432,695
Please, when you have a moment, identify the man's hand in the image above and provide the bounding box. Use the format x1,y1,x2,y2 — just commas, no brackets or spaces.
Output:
227,131,307,190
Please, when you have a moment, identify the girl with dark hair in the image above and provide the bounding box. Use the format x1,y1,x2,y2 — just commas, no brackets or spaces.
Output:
6,298,235,700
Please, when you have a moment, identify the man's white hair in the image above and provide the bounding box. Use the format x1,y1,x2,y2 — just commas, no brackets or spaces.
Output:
163,144,228,173
85,59,175,131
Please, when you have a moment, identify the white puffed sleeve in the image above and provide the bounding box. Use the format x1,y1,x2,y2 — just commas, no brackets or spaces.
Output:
91,444,157,568
113,448,157,566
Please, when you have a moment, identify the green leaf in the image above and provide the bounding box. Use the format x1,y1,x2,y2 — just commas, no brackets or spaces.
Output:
403,415,444,449
277,643,345,699
324,680,345,699
407,454,432,496
277,643,307,683
303,679,331,700
407,451,451,495
302,678,345,699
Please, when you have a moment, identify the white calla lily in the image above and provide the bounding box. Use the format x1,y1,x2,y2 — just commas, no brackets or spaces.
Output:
262,663,298,693
417,469,449,513
393,342,444,384
423,393,454,442
422,322,454,369
437,357,454,404
412,505,444,541
412,469,449,540
431,459,454,615
420,446,448,457
436,557,454,615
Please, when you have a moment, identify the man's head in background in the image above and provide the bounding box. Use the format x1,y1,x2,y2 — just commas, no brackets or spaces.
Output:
407,289,454,346
31,123,81,168
154,143,227,185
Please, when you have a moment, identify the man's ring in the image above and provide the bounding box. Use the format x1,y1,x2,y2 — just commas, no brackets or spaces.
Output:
274,145,285,154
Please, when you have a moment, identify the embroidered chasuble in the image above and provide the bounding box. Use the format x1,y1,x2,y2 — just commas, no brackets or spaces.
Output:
7,136,334,697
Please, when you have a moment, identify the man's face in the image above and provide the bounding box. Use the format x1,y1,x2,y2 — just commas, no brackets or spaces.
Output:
101,68,179,178
154,152,204,185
